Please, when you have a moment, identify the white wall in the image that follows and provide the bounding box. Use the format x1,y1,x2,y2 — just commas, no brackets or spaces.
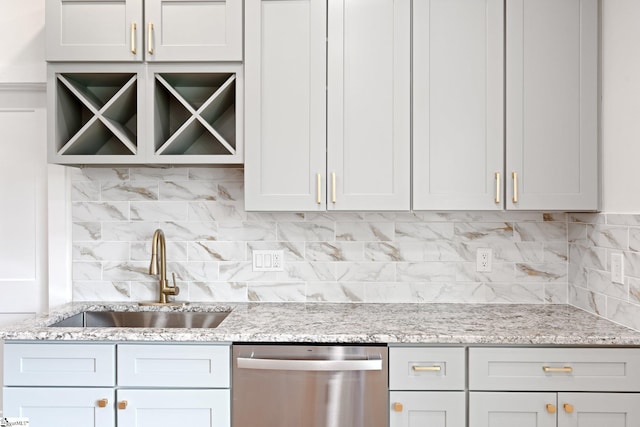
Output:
0,0,45,83
601,0,640,213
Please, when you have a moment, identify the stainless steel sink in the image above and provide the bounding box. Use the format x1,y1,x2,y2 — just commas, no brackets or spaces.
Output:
49,310,230,328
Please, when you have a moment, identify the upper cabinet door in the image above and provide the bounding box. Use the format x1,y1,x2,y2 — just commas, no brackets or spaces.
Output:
145,0,242,61
506,0,598,211
412,0,504,211
327,0,411,211
46,0,144,61
244,0,327,211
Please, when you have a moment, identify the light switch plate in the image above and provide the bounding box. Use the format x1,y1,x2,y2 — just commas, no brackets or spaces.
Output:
252,250,284,272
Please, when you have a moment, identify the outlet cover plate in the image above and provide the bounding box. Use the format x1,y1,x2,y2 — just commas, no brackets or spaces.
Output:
611,253,624,284
476,248,492,272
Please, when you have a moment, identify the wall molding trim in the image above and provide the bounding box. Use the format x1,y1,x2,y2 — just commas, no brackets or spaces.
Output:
0,82,46,92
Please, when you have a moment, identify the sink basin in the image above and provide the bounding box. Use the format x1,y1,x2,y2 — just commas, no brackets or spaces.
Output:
49,310,230,329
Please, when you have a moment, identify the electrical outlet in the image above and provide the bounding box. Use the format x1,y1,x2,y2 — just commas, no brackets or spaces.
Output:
252,250,284,272
611,253,624,284
476,248,492,272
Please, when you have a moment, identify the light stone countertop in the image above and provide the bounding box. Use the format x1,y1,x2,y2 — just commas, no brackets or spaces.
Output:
2,302,640,345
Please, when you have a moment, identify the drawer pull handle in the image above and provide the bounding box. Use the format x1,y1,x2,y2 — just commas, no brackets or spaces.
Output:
130,22,137,54
118,400,128,410
97,398,108,408
495,171,501,204
331,172,336,204
563,403,574,414
543,366,573,373
392,402,403,412
546,404,556,414
512,171,518,203
317,173,322,204
148,23,154,54
412,365,441,372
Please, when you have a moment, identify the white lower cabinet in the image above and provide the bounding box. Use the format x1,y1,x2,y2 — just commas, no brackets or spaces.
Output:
470,392,640,427
2,342,230,427
390,391,465,427
3,388,115,427
468,347,640,427
117,389,230,427
389,347,466,427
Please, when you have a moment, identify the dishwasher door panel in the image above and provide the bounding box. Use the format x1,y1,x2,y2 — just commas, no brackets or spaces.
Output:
232,345,388,427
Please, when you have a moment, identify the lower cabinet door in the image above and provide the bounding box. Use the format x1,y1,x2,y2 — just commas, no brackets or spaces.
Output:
2,387,114,427
469,392,556,427
390,391,465,427
558,393,640,427
117,389,230,427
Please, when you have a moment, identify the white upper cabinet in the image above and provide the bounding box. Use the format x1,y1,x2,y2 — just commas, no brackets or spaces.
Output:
244,0,327,210
145,0,242,62
46,0,242,62
413,0,598,211
412,0,504,210
245,0,410,211
327,0,410,211
506,0,598,210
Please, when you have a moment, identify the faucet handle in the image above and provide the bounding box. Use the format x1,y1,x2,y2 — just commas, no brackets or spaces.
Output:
170,272,180,296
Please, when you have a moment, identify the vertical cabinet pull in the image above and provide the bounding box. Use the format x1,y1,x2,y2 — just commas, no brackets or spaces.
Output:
148,23,154,54
316,173,322,204
512,171,518,203
118,400,128,410
495,172,501,204
545,404,556,414
331,172,336,204
130,23,137,54
97,398,108,408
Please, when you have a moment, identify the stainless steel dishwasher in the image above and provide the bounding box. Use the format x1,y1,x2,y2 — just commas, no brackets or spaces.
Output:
232,344,388,427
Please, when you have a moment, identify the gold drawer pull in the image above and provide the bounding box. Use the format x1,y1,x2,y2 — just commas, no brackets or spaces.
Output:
331,172,336,204
392,402,403,412
316,173,322,204
543,366,573,373
546,404,556,414
412,365,442,372
495,171,501,204
147,23,154,54
512,171,518,203
97,398,108,408
118,400,128,410
130,22,137,54
563,403,574,414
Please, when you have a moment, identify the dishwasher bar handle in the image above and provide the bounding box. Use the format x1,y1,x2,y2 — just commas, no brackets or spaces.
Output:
237,356,382,371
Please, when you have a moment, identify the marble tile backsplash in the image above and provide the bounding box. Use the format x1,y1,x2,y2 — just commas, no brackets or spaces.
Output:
70,167,570,305
569,213,640,330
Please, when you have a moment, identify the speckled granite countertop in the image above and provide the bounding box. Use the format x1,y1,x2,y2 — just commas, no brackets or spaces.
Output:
2,302,640,345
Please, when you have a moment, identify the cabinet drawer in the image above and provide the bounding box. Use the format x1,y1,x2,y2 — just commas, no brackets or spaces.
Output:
117,344,230,388
389,347,465,390
469,347,640,391
3,343,115,387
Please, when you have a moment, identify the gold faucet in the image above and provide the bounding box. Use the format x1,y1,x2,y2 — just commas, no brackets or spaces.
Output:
148,229,180,304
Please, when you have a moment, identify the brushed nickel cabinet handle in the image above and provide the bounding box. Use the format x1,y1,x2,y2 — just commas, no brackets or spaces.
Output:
317,173,322,204
495,171,501,204
148,23,154,54
130,22,137,54
512,171,518,203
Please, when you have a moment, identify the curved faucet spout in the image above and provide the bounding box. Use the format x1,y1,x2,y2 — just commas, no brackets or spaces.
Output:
149,229,179,304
